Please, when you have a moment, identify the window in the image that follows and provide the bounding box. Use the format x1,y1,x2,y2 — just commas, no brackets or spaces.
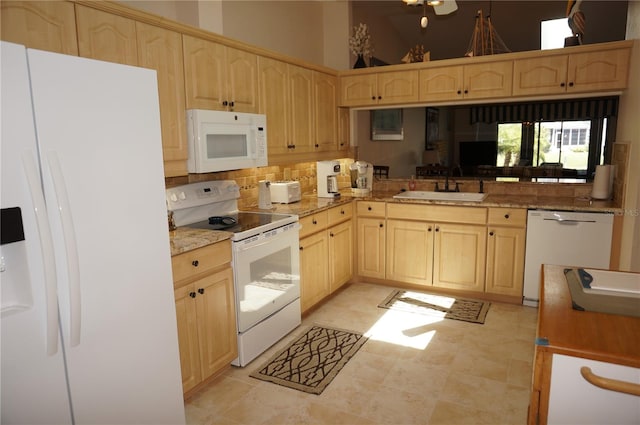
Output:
541,18,572,50
498,118,604,176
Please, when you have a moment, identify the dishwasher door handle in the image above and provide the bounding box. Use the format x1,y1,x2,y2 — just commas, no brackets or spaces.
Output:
544,218,596,225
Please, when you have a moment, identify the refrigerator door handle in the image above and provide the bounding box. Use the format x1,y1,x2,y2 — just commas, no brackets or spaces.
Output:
21,152,60,356
46,152,81,347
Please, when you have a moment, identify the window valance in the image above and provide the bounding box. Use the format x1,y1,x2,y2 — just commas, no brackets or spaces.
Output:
469,97,619,124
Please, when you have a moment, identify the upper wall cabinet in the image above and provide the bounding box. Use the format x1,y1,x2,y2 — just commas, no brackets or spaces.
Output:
313,71,339,152
76,6,138,66
341,70,419,107
136,23,187,177
419,60,513,102
513,48,630,97
183,35,259,113
1,1,78,55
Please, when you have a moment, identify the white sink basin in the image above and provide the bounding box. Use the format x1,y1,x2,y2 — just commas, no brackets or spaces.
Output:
393,191,487,202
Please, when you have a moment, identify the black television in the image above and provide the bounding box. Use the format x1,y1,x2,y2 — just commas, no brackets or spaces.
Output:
459,141,498,167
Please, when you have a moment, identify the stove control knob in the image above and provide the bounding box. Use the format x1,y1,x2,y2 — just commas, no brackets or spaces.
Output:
169,193,178,202
179,191,186,201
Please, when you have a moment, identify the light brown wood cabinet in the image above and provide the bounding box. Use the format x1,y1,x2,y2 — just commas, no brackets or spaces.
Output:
183,35,258,112
259,57,314,156
513,48,630,97
338,108,351,152
419,60,513,102
136,23,187,177
172,241,237,394
485,207,526,297
385,205,487,292
299,204,353,312
1,1,78,55
313,71,339,152
341,70,419,107
75,5,137,65
356,201,387,279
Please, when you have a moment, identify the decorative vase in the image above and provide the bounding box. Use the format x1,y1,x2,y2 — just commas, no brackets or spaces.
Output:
353,54,367,69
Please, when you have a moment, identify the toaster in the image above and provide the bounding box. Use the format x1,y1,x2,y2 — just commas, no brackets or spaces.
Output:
269,181,301,204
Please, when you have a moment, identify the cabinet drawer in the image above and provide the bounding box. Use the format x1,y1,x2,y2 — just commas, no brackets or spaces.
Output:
172,239,232,284
299,211,328,238
488,208,527,227
356,201,386,217
387,203,487,225
328,203,353,226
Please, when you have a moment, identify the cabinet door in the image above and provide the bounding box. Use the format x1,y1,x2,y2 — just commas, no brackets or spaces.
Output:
300,232,329,312
288,64,314,152
463,60,513,100
568,48,630,93
329,220,353,292
1,1,77,55
259,56,291,155
226,46,259,113
313,71,338,152
512,55,568,97
378,70,419,105
418,65,464,102
386,219,433,286
485,226,525,297
194,268,238,380
338,107,350,152
136,23,187,176
76,5,137,65
174,284,201,393
340,74,377,107
357,217,386,279
433,223,486,291
183,35,227,110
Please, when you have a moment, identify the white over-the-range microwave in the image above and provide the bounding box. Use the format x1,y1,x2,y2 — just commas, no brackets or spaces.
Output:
186,109,267,173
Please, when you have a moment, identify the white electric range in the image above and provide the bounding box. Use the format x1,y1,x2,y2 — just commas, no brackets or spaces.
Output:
166,181,301,366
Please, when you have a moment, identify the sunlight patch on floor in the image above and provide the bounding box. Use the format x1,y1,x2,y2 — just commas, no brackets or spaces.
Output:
364,309,442,350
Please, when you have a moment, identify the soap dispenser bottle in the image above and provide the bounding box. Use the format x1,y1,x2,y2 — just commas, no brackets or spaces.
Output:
409,175,416,191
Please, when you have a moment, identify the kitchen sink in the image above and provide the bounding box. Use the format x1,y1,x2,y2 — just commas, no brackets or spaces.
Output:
393,191,487,202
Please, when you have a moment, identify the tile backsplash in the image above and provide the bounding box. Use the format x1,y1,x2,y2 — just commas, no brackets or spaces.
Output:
165,158,354,209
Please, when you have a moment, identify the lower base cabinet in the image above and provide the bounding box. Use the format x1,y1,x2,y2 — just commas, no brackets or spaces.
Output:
172,241,237,394
299,203,353,312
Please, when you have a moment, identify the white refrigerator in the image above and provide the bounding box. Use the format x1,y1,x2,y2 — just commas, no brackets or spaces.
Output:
0,41,186,424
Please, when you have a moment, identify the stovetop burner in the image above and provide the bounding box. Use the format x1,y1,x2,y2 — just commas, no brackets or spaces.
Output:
187,211,295,236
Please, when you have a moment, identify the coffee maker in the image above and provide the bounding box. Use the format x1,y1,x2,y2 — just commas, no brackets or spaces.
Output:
349,161,373,197
317,160,341,198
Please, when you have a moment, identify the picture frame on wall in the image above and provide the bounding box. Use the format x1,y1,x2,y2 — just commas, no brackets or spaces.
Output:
371,109,403,141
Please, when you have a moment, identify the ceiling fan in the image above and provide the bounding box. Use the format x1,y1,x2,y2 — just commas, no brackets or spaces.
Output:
402,0,458,28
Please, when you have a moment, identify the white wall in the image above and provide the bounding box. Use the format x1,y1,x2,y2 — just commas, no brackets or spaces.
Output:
618,1,640,272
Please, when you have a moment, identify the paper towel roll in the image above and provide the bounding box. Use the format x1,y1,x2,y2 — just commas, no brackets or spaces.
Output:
591,165,611,200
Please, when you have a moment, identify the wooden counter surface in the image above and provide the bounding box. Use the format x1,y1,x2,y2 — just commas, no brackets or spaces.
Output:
537,264,640,367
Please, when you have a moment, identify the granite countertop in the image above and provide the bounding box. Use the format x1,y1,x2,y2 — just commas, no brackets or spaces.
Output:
169,227,232,257
169,190,619,256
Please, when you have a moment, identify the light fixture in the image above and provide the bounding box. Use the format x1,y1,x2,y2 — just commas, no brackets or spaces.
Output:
402,0,458,15
402,0,424,4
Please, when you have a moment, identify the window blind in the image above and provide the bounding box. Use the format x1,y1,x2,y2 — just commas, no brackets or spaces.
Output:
469,97,619,124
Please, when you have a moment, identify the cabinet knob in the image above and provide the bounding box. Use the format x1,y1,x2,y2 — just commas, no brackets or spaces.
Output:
457,90,462,95
198,288,205,294
377,96,382,100
341,210,345,215
189,292,196,298
435,227,440,232
230,101,235,107
568,82,574,87
464,89,468,94
560,82,566,87
330,232,334,237
192,260,199,267
315,144,319,148
428,227,432,232
299,246,304,251
371,96,376,100
504,213,510,219
379,223,383,228
222,100,228,106
368,206,372,211
489,231,495,236
312,219,317,224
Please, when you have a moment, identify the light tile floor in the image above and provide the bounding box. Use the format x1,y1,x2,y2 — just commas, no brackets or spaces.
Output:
185,282,538,425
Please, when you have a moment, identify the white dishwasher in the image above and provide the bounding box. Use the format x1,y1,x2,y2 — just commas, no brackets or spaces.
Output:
523,210,614,306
